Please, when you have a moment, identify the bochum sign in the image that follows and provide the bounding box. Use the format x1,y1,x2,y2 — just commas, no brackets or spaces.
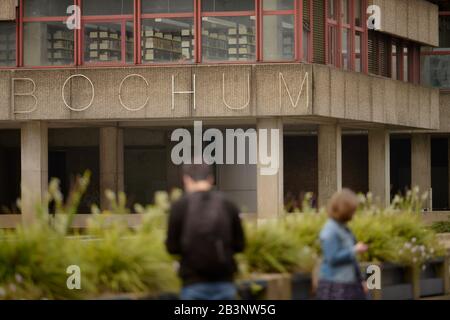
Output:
9,70,309,115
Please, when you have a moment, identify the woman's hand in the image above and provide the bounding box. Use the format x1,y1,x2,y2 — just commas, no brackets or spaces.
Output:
354,242,369,254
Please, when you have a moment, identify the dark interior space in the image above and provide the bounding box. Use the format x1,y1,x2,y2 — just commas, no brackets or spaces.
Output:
431,137,449,210
0,130,21,214
390,137,412,198
284,135,318,210
48,129,100,213
124,146,168,207
342,134,369,194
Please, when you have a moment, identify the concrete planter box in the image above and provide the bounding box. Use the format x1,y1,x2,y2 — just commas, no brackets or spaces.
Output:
418,257,449,298
238,274,292,300
361,262,415,300
291,272,313,300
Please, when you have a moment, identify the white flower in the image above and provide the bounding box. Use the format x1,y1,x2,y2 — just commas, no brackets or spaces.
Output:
404,242,411,249
411,238,417,243
413,257,418,263
0,287,5,297
15,274,23,284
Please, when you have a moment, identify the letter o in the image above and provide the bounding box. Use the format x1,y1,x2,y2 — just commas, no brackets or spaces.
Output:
62,74,95,112
119,74,150,111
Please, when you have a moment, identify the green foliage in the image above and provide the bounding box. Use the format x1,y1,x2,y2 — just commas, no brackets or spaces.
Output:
0,172,180,300
430,221,450,234
240,190,445,276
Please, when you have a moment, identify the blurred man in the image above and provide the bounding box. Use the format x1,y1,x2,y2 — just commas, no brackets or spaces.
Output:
166,163,245,300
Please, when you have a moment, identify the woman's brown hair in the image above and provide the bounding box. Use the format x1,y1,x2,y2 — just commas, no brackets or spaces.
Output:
327,189,359,223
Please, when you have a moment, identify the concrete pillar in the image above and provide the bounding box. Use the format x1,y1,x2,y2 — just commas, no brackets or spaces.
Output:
257,118,284,219
411,134,431,209
99,127,124,209
318,124,342,207
368,129,390,207
21,121,48,225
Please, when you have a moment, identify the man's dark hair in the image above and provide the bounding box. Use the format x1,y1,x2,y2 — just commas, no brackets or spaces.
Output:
182,163,213,182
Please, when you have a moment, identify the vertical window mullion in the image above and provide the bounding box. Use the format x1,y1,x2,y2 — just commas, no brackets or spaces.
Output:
350,0,355,71
195,0,201,63
338,0,341,68
296,0,302,61
18,0,24,67
308,0,313,62
257,0,263,61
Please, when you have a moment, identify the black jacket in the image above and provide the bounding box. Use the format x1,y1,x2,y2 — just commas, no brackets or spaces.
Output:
166,190,245,286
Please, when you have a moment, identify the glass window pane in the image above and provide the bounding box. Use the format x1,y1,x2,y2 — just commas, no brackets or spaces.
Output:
342,0,349,24
263,15,294,61
421,54,450,88
24,0,73,17
354,0,362,27
83,0,133,15
328,26,337,65
263,0,294,11
439,16,450,50
202,0,255,12
202,16,256,61
125,21,134,63
142,18,194,63
341,28,350,70
24,22,74,66
391,44,397,80
355,32,362,72
403,46,408,81
142,0,194,14
328,0,336,20
302,23,310,61
84,23,130,63
0,22,16,67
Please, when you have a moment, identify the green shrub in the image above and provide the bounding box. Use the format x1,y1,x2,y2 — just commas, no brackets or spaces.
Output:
430,221,450,234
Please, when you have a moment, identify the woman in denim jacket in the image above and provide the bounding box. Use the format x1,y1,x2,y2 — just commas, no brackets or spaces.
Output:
316,189,369,300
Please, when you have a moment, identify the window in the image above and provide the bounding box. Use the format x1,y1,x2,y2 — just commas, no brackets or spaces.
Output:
82,0,134,64
326,0,366,72
141,0,195,63
262,0,295,61
23,0,75,66
421,13,450,88
0,22,16,67
201,0,256,62
5,0,317,67
369,31,420,83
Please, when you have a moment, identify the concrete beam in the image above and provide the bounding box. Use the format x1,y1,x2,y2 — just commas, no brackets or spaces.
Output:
99,126,124,209
411,134,431,209
368,129,390,207
318,124,342,208
257,118,284,219
21,121,48,225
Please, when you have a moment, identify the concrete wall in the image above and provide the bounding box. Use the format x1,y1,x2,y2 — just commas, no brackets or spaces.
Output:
0,0,17,21
368,0,438,46
313,64,440,129
0,64,439,129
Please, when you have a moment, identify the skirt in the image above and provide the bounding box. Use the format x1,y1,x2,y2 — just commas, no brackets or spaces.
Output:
316,280,367,300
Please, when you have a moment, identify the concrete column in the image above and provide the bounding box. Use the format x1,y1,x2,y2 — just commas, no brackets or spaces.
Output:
257,118,284,219
21,121,48,225
100,127,124,209
368,129,390,207
411,134,431,209
318,124,342,207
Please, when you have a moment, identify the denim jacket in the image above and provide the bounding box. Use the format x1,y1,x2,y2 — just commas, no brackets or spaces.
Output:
319,218,362,284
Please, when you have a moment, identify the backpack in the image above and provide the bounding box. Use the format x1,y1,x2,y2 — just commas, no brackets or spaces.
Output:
181,191,235,278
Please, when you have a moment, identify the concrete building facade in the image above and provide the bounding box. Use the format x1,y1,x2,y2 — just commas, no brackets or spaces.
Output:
0,0,446,226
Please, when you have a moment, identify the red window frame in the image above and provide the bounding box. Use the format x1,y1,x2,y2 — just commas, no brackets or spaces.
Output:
421,11,450,89
6,0,316,69
260,0,297,62
325,0,367,73
138,0,195,65
80,0,135,66
19,0,78,68
200,0,257,63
